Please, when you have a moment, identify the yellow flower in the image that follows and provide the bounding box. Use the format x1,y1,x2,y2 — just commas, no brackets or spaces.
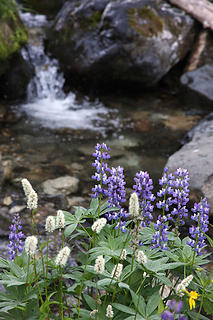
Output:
196,267,202,271
188,291,199,310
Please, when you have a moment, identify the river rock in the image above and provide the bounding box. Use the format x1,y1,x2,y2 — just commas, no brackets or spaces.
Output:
46,0,196,87
166,113,213,213
41,175,79,196
180,64,213,107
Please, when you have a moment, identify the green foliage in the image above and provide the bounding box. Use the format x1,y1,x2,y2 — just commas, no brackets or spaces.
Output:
0,148,213,319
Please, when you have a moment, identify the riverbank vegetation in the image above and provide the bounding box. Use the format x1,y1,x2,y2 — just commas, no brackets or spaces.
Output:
0,143,212,320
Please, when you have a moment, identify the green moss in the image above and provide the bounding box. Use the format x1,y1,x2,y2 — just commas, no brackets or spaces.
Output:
87,11,102,28
0,0,17,20
0,17,28,61
128,6,163,37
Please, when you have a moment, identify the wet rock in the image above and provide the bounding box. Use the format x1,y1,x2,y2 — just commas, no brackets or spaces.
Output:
0,4,29,99
166,113,213,214
41,175,79,196
20,0,65,16
47,0,196,87
67,196,88,208
180,64,213,108
0,52,34,101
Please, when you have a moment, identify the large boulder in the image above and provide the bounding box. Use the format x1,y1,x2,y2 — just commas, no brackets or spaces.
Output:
166,113,213,213
46,0,196,87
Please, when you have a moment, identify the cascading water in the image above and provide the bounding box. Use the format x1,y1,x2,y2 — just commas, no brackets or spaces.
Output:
19,12,118,132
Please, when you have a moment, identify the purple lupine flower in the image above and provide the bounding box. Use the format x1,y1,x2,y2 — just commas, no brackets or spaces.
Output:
8,213,25,260
107,166,128,232
157,168,176,213
162,300,186,320
133,171,155,227
161,311,174,320
187,198,209,255
151,215,169,250
167,168,190,226
92,143,110,198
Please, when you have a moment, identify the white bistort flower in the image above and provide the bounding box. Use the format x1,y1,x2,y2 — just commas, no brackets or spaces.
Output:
106,304,114,318
21,178,33,197
94,255,105,274
111,263,123,279
55,246,70,267
25,236,38,256
176,274,193,295
129,192,139,217
27,190,38,210
136,250,148,264
56,210,65,229
45,216,55,233
91,218,107,234
120,249,127,261
90,309,98,317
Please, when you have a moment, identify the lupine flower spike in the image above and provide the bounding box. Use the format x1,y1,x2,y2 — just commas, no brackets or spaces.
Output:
8,213,25,260
187,198,209,255
133,171,155,226
107,166,128,232
151,215,169,250
92,143,111,198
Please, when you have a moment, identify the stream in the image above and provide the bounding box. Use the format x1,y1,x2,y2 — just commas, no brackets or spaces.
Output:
0,11,212,258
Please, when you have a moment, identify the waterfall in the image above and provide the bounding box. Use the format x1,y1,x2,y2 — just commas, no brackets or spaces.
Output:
19,12,118,132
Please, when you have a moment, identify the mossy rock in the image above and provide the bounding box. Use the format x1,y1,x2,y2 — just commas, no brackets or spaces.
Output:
0,0,28,62
21,0,65,15
128,6,163,37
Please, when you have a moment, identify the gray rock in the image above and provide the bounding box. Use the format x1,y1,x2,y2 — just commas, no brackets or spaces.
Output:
47,0,195,87
166,113,213,212
42,175,79,195
180,64,213,105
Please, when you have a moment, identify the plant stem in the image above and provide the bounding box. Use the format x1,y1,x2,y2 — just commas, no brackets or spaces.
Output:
59,266,64,320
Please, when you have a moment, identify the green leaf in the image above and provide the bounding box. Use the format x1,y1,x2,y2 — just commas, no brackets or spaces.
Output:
113,303,135,315
158,297,164,315
64,223,77,238
130,290,146,317
82,294,96,310
205,234,213,247
0,258,8,268
203,298,213,315
118,282,130,290
125,316,145,320
146,291,160,317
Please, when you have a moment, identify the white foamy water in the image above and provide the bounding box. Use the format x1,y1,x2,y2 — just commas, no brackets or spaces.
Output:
19,12,119,132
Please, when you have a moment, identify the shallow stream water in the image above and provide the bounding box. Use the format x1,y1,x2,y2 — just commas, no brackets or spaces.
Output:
0,12,212,258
